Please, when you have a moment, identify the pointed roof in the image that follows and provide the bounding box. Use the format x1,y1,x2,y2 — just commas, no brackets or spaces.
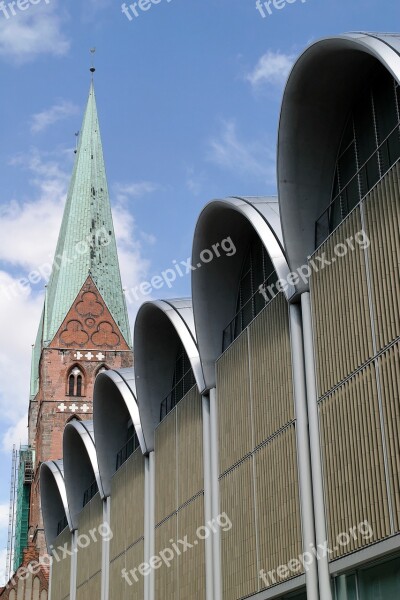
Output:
30,79,131,397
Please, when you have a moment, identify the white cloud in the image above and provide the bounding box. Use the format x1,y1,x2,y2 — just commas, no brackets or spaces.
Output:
0,2,70,64
2,416,29,452
0,504,9,529
31,101,79,134
246,51,294,88
207,120,275,183
0,548,7,586
114,181,159,203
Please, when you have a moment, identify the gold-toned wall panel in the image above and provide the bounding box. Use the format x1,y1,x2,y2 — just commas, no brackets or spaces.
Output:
76,493,103,587
51,528,72,600
109,553,126,600
88,573,101,598
155,410,177,524
255,425,303,585
249,293,294,446
76,582,88,600
319,364,391,559
126,449,146,545
177,495,206,600
155,516,178,600
311,207,373,397
217,331,252,475
220,458,257,600
125,540,145,600
364,161,400,351
177,387,203,506
379,342,400,532
110,461,127,560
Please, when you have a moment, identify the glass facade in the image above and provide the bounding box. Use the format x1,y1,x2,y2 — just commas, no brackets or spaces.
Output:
315,64,400,247
222,235,277,351
159,341,196,421
334,556,400,600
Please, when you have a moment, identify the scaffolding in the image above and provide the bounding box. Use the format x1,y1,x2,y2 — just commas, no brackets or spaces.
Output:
5,446,17,582
12,446,34,573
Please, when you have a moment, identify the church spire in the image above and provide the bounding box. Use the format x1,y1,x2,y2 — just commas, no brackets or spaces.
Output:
30,76,131,397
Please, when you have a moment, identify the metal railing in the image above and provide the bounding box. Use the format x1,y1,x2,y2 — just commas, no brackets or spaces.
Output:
315,122,400,248
116,433,140,471
83,480,98,507
159,370,196,422
222,271,277,352
57,514,68,536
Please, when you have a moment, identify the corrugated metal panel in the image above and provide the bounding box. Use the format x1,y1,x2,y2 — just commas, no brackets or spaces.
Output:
255,424,303,587
177,495,206,600
364,161,400,351
154,516,178,600
126,449,146,546
217,331,252,475
155,410,177,524
110,460,127,560
51,528,71,600
219,458,257,600
125,540,145,600
177,387,204,507
311,207,373,397
319,364,391,560
249,293,294,446
379,342,400,532
109,553,126,600
76,493,103,587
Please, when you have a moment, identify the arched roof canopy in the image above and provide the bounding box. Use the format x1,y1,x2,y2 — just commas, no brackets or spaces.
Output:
63,420,103,528
278,33,400,289
192,196,292,391
134,299,205,452
93,368,144,497
40,460,72,550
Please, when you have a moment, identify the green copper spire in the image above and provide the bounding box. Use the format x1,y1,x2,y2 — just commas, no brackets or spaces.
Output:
30,79,131,396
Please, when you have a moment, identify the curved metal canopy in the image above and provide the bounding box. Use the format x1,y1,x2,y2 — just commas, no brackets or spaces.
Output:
63,419,104,528
192,196,292,390
134,298,205,452
93,367,144,497
278,32,400,286
40,460,72,549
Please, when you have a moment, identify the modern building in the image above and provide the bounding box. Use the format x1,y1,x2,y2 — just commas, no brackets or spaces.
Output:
1,73,133,599
40,32,400,600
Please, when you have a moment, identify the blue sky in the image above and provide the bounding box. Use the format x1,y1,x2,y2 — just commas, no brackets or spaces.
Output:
0,0,398,582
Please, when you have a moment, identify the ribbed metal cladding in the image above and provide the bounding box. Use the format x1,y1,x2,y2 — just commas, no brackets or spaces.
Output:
155,515,178,600
177,387,204,507
364,161,400,352
379,342,400,532
255,425,303,586
311,207,373,397
219,458,257,600
76,572,101,600
155,409,177,524
51,528,71,600
177,495,206,600
125,540,145,600
109,448,145,599
319,364,391,560
249,293,294,446
76,493,103,589
217,330,252,475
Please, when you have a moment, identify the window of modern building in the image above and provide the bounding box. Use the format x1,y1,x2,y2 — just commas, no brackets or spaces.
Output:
67,367,85,397
159,341,196,421
82,479,98,507
222,235,277,351
334,556,400,600
315,65,400,247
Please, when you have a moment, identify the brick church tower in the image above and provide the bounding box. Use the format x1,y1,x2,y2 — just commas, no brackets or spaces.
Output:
25,74,133,558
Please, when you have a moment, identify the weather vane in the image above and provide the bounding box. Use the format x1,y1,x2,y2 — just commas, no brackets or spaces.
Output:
90,47,96,74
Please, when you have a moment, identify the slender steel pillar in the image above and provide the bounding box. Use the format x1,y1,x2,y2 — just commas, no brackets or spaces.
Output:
70,530,78,600
209,387,222,600
202,394,214,600
301,292,332,600
101,497,111,600
289,303,319,600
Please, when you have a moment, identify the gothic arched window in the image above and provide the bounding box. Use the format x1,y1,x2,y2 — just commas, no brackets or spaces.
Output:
67,367,85,397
